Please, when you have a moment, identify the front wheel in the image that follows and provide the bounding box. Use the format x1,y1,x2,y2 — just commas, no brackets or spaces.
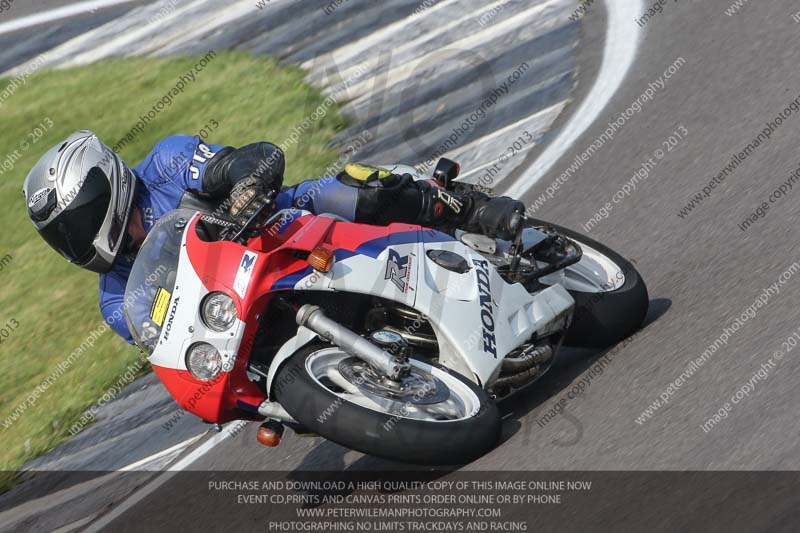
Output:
535,223,649,348
272,343,500,465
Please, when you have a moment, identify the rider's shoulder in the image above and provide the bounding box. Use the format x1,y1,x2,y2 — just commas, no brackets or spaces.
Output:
151,134,199,163
141,135,200,183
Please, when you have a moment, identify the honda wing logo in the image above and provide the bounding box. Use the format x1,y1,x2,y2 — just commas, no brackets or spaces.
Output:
241,254,256,273
233,251,258,298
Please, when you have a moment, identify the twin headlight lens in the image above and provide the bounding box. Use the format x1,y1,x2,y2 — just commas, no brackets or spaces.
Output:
187,293,237,381
186,343,222,381
201,292,237,332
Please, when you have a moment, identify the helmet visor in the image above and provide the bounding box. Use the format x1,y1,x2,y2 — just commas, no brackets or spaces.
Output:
39,169,111,265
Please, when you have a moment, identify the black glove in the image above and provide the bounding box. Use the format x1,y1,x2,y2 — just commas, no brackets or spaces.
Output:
228,177,274,226
204,142,285,198
464,193,526,240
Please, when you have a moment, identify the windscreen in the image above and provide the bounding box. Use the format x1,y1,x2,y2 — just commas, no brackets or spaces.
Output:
124,209,195,355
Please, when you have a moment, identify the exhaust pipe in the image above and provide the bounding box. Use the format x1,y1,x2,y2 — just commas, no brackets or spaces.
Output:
492,366,543,390
491,343,555,396
501,344,553,373
296,305,410,380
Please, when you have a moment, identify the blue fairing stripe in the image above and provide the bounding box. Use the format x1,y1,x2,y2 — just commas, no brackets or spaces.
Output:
271,265,315,291
269,229,455,290
342,229,455,260
236,400,262,413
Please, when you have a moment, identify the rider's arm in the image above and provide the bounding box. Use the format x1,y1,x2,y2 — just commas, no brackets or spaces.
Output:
201,142,285,198
275,172,431,225
275,177,359,219
274,170,520,237
99,270,135,345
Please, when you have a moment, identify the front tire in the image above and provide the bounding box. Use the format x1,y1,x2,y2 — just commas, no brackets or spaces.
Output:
273,343,500,465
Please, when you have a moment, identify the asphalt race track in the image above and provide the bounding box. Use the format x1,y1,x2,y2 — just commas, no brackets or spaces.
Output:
5,0,800,530
0,0,153,72
515,0,800,471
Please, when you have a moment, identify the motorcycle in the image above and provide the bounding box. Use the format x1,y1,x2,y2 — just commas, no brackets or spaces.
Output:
123,159,648,464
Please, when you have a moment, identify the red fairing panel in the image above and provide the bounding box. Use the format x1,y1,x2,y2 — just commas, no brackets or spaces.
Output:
168,214,426,424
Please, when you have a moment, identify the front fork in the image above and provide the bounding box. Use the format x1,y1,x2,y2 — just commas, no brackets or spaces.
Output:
295,304,411,380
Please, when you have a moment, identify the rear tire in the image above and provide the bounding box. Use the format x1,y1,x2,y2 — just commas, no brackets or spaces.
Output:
273,343,501,465
535,222,649,348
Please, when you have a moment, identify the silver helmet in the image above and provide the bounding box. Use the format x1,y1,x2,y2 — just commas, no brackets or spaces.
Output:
22,131,137,274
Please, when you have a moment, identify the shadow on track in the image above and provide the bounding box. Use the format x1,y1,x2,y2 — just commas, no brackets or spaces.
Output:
497,297,671,445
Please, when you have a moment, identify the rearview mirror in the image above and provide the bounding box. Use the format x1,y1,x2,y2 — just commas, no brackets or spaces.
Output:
432,158,460,189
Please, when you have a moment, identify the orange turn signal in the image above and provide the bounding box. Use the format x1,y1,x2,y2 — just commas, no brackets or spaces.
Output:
257,426,282,447
308,246,335,272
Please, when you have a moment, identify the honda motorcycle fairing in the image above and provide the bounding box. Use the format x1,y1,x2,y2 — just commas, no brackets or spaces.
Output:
124,167,649,464
278,223,574,388
125,210,264,424
126,208,570,416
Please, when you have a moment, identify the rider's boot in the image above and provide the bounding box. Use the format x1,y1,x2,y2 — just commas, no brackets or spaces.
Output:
337,164,526,240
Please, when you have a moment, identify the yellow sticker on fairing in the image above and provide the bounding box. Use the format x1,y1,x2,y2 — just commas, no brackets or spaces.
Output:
150,287,172,327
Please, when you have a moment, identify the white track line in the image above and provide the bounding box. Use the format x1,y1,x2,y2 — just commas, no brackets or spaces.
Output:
0,0,141,36
505,0,645,198
0,433,216,530
85,422,248,533
119,434,205,471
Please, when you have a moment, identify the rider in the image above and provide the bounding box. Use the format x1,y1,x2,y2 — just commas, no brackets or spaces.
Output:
22,131,525,344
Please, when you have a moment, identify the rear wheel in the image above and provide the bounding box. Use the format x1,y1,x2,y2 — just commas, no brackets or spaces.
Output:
273,343,500,465
535,223,649,348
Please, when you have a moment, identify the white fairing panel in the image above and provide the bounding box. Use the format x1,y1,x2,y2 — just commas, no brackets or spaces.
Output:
148,233,245,373
291,231,574,386
328,243,420,308
414,240,573,386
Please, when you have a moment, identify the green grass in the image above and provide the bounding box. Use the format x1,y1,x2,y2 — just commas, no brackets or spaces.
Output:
0,52,347,490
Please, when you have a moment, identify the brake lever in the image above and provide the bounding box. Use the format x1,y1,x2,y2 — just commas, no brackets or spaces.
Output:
508,214,527,272
229,203,271,243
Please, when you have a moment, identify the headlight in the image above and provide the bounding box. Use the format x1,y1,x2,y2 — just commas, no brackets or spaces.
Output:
201,292,237,332
186,343,222,381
